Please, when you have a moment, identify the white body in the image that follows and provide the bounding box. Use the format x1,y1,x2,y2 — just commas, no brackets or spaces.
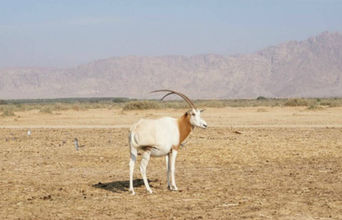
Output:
129,117,180,194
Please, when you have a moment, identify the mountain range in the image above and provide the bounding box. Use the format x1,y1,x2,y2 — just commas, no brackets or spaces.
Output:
1,31,342,99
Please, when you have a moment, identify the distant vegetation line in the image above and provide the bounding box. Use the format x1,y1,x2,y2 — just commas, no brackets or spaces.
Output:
1,97,342,117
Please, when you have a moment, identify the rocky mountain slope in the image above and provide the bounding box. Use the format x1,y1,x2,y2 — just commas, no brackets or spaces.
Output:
1,31,342,99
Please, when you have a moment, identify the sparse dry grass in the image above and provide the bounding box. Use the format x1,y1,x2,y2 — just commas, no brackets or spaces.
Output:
1,109,16,117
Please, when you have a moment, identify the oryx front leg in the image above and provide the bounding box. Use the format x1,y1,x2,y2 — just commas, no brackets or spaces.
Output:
140,151,152,194
170,150,178,191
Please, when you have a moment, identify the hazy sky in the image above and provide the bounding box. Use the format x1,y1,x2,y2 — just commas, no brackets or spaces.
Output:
1,0,341,67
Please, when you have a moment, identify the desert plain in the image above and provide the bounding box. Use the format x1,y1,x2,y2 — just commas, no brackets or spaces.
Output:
1,106,342,219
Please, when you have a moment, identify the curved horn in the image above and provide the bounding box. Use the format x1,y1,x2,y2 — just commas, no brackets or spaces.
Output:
160,92,173,101
151,89,196,109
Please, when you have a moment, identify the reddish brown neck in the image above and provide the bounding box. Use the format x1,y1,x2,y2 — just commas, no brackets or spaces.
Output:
177,112,192,145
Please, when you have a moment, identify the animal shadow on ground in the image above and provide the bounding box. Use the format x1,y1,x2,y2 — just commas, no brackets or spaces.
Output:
92,179,158,193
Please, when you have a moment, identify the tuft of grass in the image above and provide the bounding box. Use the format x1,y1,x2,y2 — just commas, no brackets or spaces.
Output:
306,104,324,111
1,109,16,117
257,108,268,112
52,103,69,111
39,106,53,114
123,101,161,111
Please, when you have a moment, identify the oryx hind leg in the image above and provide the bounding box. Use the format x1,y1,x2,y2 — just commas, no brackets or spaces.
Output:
129,145,137,195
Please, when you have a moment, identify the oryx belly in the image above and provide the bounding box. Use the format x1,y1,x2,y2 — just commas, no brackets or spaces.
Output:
131,117,180,156
150,146,171,157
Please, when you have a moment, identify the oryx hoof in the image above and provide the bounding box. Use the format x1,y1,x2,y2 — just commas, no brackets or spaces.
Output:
169,185,178,191
129,189,136,195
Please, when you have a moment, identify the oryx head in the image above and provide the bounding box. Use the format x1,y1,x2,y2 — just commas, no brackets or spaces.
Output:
151,89,208,129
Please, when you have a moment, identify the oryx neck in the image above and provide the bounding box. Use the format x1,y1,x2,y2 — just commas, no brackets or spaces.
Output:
177,113,192,145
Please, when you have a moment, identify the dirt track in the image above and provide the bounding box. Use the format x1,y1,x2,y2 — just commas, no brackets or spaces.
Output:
1,107,342,219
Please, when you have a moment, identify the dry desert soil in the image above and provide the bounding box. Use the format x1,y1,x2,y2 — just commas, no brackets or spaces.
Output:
1,107,342,219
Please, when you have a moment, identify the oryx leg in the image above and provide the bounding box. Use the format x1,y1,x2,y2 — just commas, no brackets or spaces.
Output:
129,146,137,195
170,150,178,191
140,151,152,193
166,153,171,189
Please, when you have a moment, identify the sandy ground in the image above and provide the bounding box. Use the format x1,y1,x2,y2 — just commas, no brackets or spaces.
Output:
1,107,342,219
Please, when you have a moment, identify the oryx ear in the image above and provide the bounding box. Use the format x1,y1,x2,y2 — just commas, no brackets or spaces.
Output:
200,109,206,112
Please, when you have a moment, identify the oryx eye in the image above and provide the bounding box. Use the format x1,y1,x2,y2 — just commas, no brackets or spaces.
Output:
191,113,195,116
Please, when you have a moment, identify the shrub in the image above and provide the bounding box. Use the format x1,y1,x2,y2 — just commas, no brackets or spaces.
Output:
307,104,323,111
320,100,340,107
112,98,130,103
123,101,161,111
72,105,80,111
256,96,267,100
0,100,7,105
328,102,339,107
194,100,226,108
52,103,69,111
284,99,309,107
